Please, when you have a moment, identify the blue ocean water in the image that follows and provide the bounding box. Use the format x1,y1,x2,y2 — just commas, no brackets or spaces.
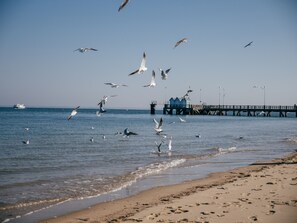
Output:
0,107,296,223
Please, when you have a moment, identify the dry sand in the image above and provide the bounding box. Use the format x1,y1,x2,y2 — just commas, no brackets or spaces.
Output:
42,153,297,223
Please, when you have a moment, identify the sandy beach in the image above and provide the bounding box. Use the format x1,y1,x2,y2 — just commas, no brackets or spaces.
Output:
42,152,297,223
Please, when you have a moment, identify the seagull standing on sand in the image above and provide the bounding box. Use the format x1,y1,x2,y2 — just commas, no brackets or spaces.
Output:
160,68,171,80
244,41,253,48
104,83,128,88
129,52,147,76
74,48,98,53
123,128,138,137
68,106,80,120
143,70,156,88
154,117,163,133
174,38,188,48
118,0,129,12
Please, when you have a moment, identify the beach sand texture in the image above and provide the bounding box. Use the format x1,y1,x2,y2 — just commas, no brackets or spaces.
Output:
43,153,297,223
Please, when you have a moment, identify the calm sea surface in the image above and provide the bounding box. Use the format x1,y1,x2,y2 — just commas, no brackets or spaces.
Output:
0,107,296,222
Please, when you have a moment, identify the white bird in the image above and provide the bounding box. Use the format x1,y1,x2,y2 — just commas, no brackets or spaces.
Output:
123,128,138,137
244,41,253,48
74,48,98,53
24,128,29,131
129,52,147,76
182,89,193,99
174,38,188,48
178,116,186,123
90,137,94,142
118,0,129,12
143,70,156,87
153,117,163,133
104,83,128,88
160,68,171,80
68,106,80,120
97,95,117,108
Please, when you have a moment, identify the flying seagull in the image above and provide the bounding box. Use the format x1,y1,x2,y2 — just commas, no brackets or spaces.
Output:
178,116,186,123
118,0,129,12
74,48,98,53
168,137,172,151
244,41,253,48
129,52,147,76
182,89,193,99
97,95,117,107
123,128,138,137
153,117,163,133
160,68,171,80
143,70,156,87
104,83,128,88
174,38,188,48
68,106,80,120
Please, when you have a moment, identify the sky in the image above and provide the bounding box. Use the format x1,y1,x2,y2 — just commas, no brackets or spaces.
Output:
0,0,296,109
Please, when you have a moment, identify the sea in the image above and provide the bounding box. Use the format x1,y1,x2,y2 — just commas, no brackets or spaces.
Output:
0,107,296,223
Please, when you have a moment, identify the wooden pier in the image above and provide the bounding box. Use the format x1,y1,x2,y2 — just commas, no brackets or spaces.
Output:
162,104,297,117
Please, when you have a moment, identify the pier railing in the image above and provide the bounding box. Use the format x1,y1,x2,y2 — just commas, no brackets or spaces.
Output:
163,104,297,117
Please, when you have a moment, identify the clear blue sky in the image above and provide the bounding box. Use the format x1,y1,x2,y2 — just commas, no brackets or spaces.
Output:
0,0,296,109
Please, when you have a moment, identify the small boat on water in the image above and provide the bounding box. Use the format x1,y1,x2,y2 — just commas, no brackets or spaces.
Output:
13,104,26,109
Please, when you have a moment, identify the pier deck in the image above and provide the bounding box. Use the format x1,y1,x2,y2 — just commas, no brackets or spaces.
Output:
162,104,297,117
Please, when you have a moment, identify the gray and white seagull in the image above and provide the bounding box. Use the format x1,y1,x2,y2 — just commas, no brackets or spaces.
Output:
129,52,147,76
104,83,128,88
68,106,80,120
160,68,171,80
74,48,98,53
143,70,156,88
174,38,188,48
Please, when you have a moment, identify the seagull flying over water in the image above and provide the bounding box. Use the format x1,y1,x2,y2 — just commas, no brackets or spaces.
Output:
244,41,253,48
68,106,80,120
123,128,138,137
118,0,129,12
160,68,171,80
155,141,163,153
143,70,156,87
104,83,128,88
74,48,98,53
168,137,172,151
97,95,117,107
129,52,147,76
174,38,188,48
154,117,163,133
178,116,186,123
22,140,30,145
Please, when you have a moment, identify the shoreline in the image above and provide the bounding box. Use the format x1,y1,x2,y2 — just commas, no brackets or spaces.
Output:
42,152,297,223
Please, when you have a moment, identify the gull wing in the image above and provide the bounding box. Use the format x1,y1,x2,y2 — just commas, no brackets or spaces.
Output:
129,69,139,76
139,52,146,70
118,0,129,12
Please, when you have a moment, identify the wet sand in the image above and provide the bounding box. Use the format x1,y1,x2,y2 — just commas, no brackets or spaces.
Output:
42,152,297,223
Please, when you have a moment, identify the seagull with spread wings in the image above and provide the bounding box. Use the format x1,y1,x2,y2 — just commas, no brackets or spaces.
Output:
143,70,156,88
160,68,171,80
74,48,98,53
129,52,147,76
68,106,80,120
104,83,128,88
153,117,163,133
174,38,188,48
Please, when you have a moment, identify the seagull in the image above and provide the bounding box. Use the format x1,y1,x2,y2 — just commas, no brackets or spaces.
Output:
182,89,193,99
153,117,163,133
96,111,103,117
123,128,138,137
90,137,94,142
104,83,128,88
74,48,98,53
129,52,147,76
68,106,80,120
143,70,156,87
24,128,29,131
244,41,253,48
97,95,117,107
118,0,129,12
160,68,171,80
195,134,201,138
174,38,187,48
22,140,30,145
178,116,186,123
